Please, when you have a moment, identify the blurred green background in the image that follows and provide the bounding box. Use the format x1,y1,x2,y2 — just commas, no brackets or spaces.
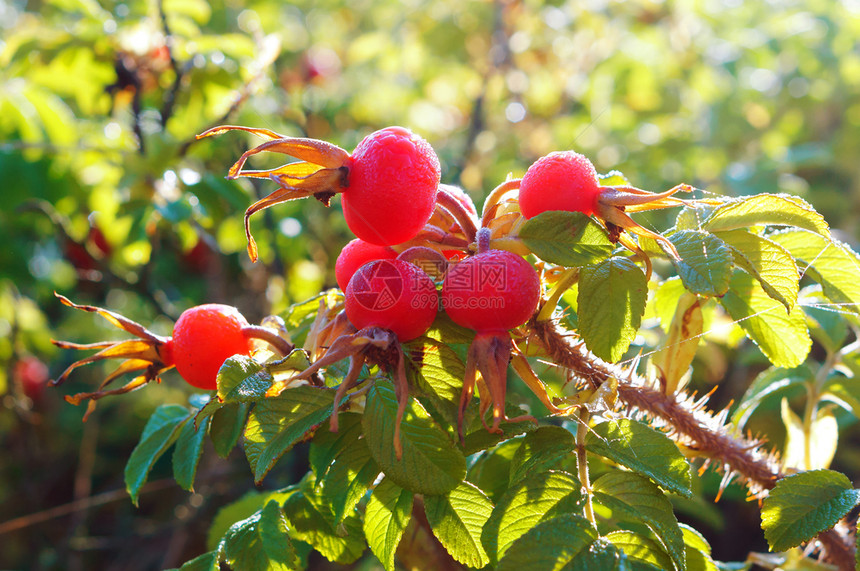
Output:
2,0,859,569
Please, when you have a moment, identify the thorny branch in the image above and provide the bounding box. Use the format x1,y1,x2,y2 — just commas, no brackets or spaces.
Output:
530,317,856,570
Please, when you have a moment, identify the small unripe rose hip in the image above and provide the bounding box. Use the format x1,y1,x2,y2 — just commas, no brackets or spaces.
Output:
518,151,601,219
345,259,438,341
334,238,397,291
167,304,253,390
342,127,441,246
442,249,540,333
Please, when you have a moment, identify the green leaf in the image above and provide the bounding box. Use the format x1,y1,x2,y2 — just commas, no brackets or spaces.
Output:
468,439,522,503
569,538,660,570
177,550,221,571
761,469,860,552
714,229,799,311
405,337,466,426
496,514,596,571
319,431,380,522
221,507,295,571
244,386,339,484
258,500,297,569
209,402,249,458
669,230,733,297
283,476,365,565
217,355,274,402
364,479,413,571
585,419,691,497
195,356,273,425
731,366,813,429
125,404,190,505
173,415,210,491
680,524,719,571
519,211,614,267
593,470,686,571
702,194,829,237
606,530,676,571
719,271,811,368
578,257,648,362
769,229,860,315
508,425,576,486
424,481,493,568
308,412,364,478
823,376,860,418
363,380,466,495
481,470,582,565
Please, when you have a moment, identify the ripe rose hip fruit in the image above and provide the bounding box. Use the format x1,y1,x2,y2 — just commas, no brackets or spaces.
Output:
342,127,441,246
334,238,397,291
345,259,438,341
165,304,254,390
519,151,600,219
442,249,540,333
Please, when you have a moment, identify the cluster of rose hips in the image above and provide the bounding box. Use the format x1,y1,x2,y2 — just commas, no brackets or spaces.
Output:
54,125,689,448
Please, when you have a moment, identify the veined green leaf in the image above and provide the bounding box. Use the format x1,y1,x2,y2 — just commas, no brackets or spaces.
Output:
364,479,413,571
769,229,860,315
606,530,675,571
424,481,493,568
731,366,813,429
508,425,575,486
363,381,466,495
283,475,365,564
405,337,466,426
482,470,582,565
173,415,210,491
258,500,297,569
585,419,691,497
762,470,860,552
519,211,614,267
244,386,339,484
468,439,522,504
496,514,596,571
715,229,799,311
702,194,829,236
209,402,249,458
221,503,295,571
593,470,686,571
680,524,719,571
669,230,733,297
125,404,190,505
319,432,380,522
308,412,363,479
176,550,221,571
578,257,648,363
719,271,811,368
195,356,273,425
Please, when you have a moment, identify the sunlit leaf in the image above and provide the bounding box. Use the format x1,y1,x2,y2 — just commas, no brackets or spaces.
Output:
762,470,860,552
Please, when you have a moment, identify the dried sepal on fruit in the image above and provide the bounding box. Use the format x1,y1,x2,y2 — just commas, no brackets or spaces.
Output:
518,150,697,259
51,294,294,417
288,258,439,459
51,293,174,419
198,125,440,258
440,233,566,440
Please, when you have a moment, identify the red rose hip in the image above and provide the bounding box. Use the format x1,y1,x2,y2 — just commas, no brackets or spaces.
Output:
342,127,441,246
442,249,540,333
334,238,397,291
169,304,254,390
345,259,438,341
518,151,601,219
